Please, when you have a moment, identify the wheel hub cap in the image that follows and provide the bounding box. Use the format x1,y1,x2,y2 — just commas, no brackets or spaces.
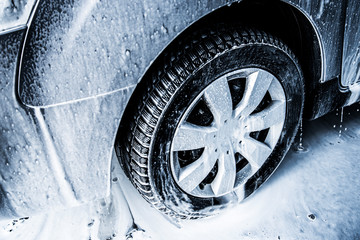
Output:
170,68,286,198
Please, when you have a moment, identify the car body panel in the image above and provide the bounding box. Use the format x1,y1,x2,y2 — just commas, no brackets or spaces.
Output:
0,0,357,219
341,0,360,105
285,0,345,83
18,0,345,107
342,0,360,87
0,30,63,219
0,0,37,33
19,0,230,107
0,28,136,219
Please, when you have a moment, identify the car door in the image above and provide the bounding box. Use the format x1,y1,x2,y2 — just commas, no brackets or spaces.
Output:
342,0,360,105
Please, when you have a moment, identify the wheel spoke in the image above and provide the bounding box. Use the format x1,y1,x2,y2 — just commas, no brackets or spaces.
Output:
170,67,287,198
243,100,286,132
172,122,217,151
204,75,233,125
239,137,272,171
211,145,236,196
235,71,274,118
178,150,218,193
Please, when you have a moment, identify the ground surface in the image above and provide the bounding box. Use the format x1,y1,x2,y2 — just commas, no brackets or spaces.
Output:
1,104,360,240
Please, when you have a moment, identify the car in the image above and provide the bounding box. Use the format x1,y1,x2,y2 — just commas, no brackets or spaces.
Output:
0,0,359,220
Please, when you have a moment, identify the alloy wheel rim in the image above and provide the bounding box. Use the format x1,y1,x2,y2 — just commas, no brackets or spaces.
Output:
170,68,286,198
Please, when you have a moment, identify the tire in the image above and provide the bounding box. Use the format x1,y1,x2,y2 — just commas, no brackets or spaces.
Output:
116,26,304,219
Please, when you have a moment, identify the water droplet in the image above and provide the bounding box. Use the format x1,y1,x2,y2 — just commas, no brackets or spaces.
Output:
161,25,168,34
88,219,95,227
307,213,316,221
92,15,97,24
125,49,131,57
338,107,344,137
294,142,307,152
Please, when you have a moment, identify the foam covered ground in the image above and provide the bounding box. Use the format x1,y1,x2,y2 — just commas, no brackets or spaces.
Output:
0,104,359,239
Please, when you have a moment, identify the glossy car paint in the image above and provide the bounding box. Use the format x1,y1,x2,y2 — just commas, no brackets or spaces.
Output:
0,0,358,219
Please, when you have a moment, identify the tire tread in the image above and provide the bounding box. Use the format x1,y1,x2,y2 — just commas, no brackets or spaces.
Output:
117,25,299,219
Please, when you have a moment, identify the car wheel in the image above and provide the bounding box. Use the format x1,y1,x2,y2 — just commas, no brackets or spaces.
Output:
117,26,304,219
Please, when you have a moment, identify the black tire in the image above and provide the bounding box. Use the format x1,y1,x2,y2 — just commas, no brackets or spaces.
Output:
116,26,304,219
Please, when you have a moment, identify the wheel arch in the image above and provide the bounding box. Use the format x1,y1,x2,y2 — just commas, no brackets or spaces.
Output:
118,0,323,141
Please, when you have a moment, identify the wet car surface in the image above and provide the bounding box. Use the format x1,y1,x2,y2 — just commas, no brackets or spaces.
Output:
0,0,360,233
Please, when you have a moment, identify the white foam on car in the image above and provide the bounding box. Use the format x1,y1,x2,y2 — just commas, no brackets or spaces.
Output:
34,108,78,206
0,0,36,32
